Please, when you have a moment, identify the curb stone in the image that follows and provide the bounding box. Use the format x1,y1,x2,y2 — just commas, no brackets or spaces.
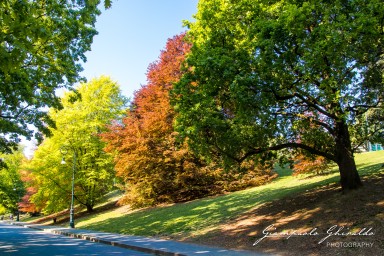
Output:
41,228,182,256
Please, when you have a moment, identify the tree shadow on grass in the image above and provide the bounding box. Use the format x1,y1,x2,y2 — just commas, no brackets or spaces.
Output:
357,163,384,177
77,163,383,255
79,174,341,237
185,172,384,256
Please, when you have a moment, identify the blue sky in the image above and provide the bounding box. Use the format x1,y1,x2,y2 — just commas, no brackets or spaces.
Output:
23,1,198,157
81,0,199,99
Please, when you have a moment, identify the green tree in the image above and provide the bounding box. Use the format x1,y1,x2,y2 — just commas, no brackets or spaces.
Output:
174,0,384,190
0,146,25,212
29,76,127,213
0,0,103,154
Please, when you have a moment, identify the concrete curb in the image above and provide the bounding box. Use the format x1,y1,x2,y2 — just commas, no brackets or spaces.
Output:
47,229,185,256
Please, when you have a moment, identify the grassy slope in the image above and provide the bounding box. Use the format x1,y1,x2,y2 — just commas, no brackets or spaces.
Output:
73,151,384,238
24,190,124,225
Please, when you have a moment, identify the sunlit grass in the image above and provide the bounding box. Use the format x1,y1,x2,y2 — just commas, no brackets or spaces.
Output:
74,151,384,237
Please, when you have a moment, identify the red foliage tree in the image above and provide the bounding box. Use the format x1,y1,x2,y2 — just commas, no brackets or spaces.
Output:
102,34,218,207
292,154,330,176
291,112,332,176
19,170,38,213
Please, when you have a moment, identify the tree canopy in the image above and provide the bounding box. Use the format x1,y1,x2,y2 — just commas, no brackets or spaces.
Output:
102,34,221,207
0,0,103,154
0,146,25,212
28,76,127,213
173,0,384,190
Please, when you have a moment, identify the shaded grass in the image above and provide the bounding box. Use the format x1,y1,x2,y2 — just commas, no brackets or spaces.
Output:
75,151,384,238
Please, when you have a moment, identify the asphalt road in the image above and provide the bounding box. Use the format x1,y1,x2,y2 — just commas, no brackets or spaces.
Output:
0,222,153,256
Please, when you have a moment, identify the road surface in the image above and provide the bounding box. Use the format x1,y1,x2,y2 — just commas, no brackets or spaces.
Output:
0,222,153,255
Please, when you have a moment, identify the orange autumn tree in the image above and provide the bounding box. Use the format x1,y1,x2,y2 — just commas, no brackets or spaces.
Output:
291,112,332,176
18,169,38,214
292,154,330,176
102,34,218,208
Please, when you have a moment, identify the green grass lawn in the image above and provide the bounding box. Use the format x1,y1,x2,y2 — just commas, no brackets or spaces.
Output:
74,151,384,238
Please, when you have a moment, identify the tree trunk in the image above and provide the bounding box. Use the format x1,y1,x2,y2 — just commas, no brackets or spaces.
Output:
86,204,94,212
335,121,363,190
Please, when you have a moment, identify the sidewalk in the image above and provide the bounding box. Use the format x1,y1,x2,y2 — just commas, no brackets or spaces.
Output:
9,221,268,256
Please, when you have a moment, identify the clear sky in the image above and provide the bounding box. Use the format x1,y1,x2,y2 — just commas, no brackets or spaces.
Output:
23,0,199,157
81,0,199,99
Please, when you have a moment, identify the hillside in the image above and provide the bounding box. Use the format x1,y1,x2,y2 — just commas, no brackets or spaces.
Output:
185,172,384,256
30,151,384,255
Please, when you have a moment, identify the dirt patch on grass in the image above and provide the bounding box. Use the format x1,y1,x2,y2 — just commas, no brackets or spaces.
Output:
181,173,384,256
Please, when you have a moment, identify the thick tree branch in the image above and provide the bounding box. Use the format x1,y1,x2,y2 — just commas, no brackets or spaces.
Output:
347,100,382,116
240,143,336,163
209,137,336,164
